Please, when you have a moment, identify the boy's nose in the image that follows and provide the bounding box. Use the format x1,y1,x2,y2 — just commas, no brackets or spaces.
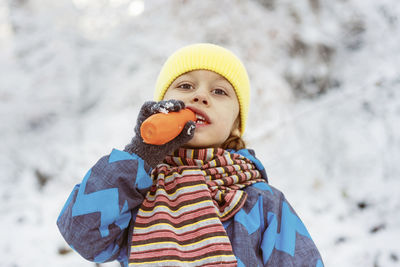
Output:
191,93,209,105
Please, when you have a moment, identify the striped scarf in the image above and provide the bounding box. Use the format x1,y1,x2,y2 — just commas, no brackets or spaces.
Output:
129,148,264,266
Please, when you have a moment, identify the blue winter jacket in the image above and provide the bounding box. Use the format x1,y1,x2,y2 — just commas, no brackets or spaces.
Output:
57,148,324,266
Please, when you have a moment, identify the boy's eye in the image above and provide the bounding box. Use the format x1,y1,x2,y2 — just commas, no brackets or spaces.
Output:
213,89,228,96
178,83,193,90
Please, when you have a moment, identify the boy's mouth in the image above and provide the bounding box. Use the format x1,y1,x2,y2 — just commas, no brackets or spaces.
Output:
187,106,211,125
195,113,208,125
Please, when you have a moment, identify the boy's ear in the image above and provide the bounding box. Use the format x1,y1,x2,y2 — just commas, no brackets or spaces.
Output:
230,117,241,137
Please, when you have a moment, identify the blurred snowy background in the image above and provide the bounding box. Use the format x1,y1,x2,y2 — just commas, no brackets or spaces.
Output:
1,0,399,266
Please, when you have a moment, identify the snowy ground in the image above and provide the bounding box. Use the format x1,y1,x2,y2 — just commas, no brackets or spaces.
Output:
1,0,399,266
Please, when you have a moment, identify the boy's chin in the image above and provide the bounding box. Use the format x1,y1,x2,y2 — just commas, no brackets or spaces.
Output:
182,139,220,149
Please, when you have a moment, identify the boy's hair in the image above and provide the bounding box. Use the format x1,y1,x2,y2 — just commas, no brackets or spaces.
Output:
221,134,246,150
154,43,251,136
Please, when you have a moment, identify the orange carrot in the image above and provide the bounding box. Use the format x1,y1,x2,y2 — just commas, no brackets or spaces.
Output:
140,109,196,145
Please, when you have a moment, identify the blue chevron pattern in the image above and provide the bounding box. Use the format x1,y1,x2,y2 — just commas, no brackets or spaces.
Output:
252,182,273,195
115,200,130,230
71,150,151,238
57,148,323,266
108,149,135,163
261,211,278,262
222,219,231,229
58,185,79,220
237,257,245,267
94,243,120,262
261,201,312,263
109,149,152,190
234,195,264,235
72,169,122,238
277,201,311,254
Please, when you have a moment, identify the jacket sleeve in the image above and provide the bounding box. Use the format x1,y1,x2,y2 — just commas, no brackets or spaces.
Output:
56,149,153,264
261,187,324,267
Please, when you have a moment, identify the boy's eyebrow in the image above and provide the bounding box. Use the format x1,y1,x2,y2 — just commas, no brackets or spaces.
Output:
215,76,228,82
175,73,193,80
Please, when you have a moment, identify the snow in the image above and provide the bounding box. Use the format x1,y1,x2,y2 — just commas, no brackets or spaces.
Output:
187,124,195,136
1,0,399,266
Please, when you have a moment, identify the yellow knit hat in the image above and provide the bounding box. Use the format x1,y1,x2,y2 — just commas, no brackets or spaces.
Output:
154,43,250,135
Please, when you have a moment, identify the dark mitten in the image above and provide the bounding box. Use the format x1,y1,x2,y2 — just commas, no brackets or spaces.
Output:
124,100,196,167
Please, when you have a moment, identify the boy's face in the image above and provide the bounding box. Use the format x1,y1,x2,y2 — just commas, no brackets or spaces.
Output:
163,70,240,148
